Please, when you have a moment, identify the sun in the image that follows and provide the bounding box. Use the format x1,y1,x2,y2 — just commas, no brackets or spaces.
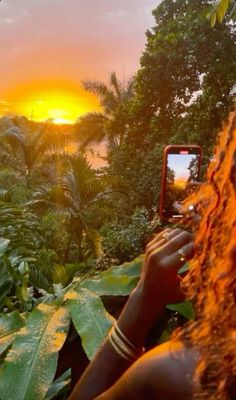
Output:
29,91,82,123
2,81,100,124
52,117,73,125
174,177,187,188
21,91,88,124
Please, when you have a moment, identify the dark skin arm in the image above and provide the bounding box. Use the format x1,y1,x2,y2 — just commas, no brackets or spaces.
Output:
69,228,194,400
96,342,197,400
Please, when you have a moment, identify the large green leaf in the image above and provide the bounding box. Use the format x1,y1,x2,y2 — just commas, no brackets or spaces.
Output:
166,301,195,320
0,238,10,255
0,281,13,307
0,304,70,400
80,275,139,296
66,288,114,360
0,257,13,307
0,311,24,356
78,257,142,296
104,256,143,277
44,368,71,400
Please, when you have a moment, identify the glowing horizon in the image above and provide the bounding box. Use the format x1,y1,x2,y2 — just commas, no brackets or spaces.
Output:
0,0,159,126
0,81,101,124
174,177,188,188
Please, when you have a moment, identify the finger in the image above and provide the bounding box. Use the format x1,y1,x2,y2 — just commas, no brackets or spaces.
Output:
146,228,183,255
158,230,193,258
146,228,192,257
164,228,183,241
145,228,172,252
164,242,194,272
150,228,172,244
177,241,195,261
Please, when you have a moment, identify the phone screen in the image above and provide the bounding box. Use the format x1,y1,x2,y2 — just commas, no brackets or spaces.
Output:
162,148,201,218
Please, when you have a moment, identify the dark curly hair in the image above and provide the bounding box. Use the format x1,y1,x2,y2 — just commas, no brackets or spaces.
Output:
177,112,236,399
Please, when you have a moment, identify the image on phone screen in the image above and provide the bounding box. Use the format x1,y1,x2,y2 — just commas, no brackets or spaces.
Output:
164,152,200,217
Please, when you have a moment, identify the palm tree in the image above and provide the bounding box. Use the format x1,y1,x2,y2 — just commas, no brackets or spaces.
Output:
28,154,115,262
0,116,67,187
75,72,134,152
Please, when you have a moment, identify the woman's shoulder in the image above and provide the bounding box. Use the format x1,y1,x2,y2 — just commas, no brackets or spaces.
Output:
97,341,197,400
131,340,197,399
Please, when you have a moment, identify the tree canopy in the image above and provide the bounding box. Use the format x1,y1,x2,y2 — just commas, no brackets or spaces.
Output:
108,0,236,211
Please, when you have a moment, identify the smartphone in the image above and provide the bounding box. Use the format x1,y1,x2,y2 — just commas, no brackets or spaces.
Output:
159,145,202,220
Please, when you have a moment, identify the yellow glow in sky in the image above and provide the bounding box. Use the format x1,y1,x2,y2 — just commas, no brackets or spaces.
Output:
14,91,95,124
174,177,187,188
1,82,100,124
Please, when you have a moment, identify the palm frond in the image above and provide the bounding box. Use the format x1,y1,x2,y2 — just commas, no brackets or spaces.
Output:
9,115,32,133
122,77,135,101
75,113,108,150
0,202,23,223
0,189,11,203
61,155,96,208
82,79,118,114
70,155,94,182
82,80,112,98
0,117,68,176
28,184,73,220
1,128,25,152
83,229,103,259
29,266,53,292
106,135,120,151
110,72,123,100
80,73,135,152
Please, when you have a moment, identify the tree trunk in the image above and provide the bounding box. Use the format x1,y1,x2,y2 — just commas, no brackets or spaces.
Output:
63,233,73,265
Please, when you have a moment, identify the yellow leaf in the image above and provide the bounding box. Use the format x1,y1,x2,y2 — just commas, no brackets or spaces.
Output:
210,12,217,27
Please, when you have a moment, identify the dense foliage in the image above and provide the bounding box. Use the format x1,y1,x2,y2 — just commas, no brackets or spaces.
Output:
106,0,236,213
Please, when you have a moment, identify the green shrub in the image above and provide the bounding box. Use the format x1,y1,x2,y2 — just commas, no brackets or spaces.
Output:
101,208,156,264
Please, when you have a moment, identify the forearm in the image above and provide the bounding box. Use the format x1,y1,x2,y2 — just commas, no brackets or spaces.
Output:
68,283,165,400
117,282,166,348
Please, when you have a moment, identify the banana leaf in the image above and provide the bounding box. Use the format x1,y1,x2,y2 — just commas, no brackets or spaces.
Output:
0,238,10,255
166,301,195,320
44,368,71,400
0,310,24,356
66,288,114,360
79,256,142,296
0,303,70,400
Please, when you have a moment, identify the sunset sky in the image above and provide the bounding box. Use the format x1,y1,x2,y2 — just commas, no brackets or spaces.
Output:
0,0,160,124
168,154,198,187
